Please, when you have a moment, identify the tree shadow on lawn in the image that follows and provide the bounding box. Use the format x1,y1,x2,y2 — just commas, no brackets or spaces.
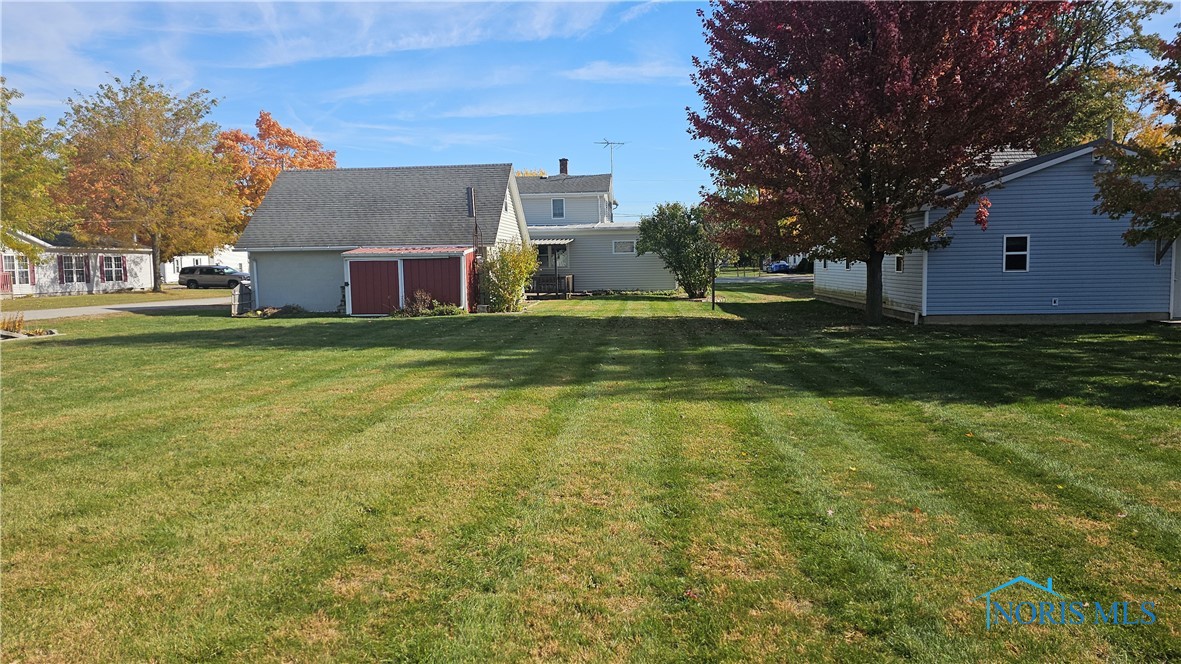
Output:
43,292,1181,410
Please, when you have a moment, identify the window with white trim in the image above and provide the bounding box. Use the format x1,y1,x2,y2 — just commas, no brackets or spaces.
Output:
845,259,852,270
612,240,636,254
895,255,905,272
103,255,124,282
551,198,565,219
3,255,30,285
62,255,87,283
1003,235,1029,272
537,245,569,269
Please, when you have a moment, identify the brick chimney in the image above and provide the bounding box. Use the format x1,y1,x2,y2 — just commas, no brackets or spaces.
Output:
559,158,569,176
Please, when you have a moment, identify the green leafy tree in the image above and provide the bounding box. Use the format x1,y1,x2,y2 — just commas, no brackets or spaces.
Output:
0,79,69,256
1040,0,1170,151
59,73,240,290
481,240,538,312
637,202,718,299
1094,32,1181,250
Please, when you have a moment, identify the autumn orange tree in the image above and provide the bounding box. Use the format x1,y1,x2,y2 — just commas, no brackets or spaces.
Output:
60,73,240,290
215,111,336,230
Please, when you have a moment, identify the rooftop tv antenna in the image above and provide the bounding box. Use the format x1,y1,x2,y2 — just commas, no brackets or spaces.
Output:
595,138,626,175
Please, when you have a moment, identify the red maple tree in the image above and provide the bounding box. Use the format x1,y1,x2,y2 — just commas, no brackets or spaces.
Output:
689,1,1077,322
215,111,336,230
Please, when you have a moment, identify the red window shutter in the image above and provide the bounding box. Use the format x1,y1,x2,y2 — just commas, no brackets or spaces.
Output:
121,256,128,282
28,256,36,286
84,255,92,283
97,255,105,283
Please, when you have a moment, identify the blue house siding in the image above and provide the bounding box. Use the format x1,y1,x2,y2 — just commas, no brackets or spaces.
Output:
926,152,1171,316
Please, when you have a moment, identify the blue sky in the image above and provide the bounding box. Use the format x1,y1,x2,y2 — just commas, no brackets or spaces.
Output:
2,2,1177,221
2,1,714,221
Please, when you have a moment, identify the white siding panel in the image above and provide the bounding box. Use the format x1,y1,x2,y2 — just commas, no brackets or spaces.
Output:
529,228,676,291
812,214,924,312
252,250,344,312
4,250,153,296
495,190,523,245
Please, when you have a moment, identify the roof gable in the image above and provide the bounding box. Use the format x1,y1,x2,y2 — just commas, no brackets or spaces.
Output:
236,164,517,249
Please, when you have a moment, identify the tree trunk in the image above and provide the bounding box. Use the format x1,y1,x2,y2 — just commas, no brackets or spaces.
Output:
865,250,885,324
151,235,162,292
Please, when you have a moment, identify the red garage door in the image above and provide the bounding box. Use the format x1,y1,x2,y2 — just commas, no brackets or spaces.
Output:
349,260,400,314
402,257,463,307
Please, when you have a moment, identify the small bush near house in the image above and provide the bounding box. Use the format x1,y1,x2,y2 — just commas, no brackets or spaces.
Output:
426,302,464,316
480,241,538,312
397,290,465,317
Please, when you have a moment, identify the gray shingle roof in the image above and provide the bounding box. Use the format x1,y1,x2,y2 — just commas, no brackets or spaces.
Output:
516,173,612,195
236,164,515,249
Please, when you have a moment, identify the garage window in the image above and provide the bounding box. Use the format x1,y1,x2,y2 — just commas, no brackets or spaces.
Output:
612,240,635,254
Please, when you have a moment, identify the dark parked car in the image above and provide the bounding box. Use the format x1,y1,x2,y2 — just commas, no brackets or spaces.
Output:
178,265,251,289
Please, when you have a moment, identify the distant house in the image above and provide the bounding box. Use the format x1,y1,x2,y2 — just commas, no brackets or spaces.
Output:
235,164,530,314
1,230,153,297
814,140,1179,323
160,246,250,285
517,159,676,292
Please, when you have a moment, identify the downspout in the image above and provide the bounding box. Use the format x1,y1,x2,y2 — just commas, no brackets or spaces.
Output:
921,209,930,320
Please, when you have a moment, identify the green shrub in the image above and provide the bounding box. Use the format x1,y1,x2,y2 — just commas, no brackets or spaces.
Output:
480,241,538,312
636,202,720,299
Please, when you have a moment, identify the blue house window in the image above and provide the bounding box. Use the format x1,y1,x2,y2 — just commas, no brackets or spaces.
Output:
551,198,565,219
1003,235,1029,272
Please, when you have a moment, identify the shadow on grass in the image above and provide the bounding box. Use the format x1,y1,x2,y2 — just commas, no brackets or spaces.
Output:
39,285,1181,410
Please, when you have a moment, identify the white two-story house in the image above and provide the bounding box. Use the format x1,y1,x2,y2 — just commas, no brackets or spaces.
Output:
516,158,675,292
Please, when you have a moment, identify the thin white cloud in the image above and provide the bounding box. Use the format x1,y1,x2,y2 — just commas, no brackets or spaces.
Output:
241,3,613,69
619,1,662,24
562,59,690,83
328,64,535,101
332,121,508,151
440,98,606,119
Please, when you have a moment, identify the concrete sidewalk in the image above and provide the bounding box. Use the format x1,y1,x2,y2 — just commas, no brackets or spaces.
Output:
19,297,230,321
715,273,814,285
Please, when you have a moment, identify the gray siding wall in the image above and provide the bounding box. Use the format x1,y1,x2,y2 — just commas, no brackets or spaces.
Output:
252,250,344,312
926,154,1171,315
530,228,676,291
521,194,607,226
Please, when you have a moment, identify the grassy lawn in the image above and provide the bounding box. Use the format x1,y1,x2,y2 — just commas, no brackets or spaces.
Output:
3,282,1179,661
1,287,226,312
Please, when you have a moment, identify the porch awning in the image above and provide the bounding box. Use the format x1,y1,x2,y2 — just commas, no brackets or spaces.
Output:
530,238,574,245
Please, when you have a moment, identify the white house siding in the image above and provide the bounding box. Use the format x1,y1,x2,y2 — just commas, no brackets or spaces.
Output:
812,213,925,314
494,189,524,245
521,194,607,226
2,249,153,297
926,153,1172,316
813,255,923,314
529,226,676,291
160,247,250,284
251,250,346,312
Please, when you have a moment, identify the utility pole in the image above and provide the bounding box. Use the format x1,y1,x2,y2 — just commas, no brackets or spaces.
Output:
595,138,626,176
